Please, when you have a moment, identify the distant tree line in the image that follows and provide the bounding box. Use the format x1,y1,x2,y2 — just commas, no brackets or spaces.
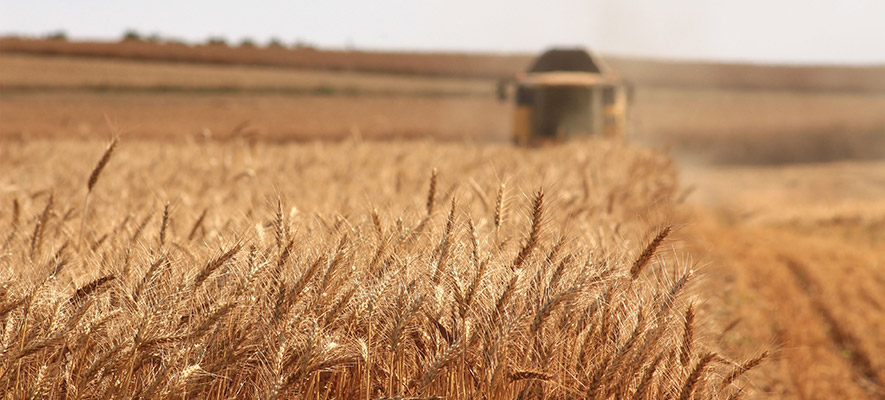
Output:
6,29,318,50
119,29,316,49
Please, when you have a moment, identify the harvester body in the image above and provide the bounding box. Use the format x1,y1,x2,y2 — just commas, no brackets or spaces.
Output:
503,48,628,144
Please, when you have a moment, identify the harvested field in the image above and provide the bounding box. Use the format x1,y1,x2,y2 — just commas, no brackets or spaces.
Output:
4,88,883,162
0,92,510,141
682,161,885,399
0,38,530,79
0,54,492,95
0,54,509,141
633,88,885,164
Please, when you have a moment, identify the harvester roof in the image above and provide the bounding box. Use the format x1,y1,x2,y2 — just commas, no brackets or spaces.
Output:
528,48,603,74
521,48,617,88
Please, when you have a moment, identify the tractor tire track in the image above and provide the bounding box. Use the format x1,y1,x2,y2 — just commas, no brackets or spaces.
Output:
780,255,885,400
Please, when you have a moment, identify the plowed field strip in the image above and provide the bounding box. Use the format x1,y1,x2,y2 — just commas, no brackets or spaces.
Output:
780,255,884,399
688,214,885,399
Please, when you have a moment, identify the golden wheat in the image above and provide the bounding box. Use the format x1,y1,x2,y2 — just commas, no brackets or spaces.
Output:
0,137,764,399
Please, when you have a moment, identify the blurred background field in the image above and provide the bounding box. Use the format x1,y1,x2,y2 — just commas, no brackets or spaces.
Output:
3,39,884,164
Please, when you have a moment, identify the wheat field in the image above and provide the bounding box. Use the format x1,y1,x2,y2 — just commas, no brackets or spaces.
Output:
6,41,885,399
0,137,766,399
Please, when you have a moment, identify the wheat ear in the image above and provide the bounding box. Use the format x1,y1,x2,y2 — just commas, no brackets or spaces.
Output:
79,137,117,248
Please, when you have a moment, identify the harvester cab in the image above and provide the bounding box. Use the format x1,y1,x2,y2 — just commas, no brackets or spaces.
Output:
499,48,628,145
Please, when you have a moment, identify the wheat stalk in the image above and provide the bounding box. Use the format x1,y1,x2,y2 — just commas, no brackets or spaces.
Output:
187,208,208,241
679,303,695,366
512,188,544,269
1,198,20,251
630,226,671,280
158,202,171,246
494,183,506,235
720,350,769,389
69,275,116,305
79,137,117,248
677,352,717,400
30,193,54,260
426,168,438,216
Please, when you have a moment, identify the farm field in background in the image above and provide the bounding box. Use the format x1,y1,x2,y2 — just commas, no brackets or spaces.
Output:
0,92,510,142
0,38,530,79
4,38,885,91
3,53,884,163
1,43,885,399
0,54,493,95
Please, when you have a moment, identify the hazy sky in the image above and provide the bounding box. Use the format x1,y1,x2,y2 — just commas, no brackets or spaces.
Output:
1,0,883,64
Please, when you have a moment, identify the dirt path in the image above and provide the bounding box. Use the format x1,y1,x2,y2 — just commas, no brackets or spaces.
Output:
680,161,885,399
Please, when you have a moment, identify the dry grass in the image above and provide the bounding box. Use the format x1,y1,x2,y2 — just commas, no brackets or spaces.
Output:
0,137,763,398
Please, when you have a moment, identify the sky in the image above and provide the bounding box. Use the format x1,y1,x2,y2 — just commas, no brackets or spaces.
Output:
1,0,883,65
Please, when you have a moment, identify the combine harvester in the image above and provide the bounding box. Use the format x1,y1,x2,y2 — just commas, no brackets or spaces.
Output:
499,48,630,144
